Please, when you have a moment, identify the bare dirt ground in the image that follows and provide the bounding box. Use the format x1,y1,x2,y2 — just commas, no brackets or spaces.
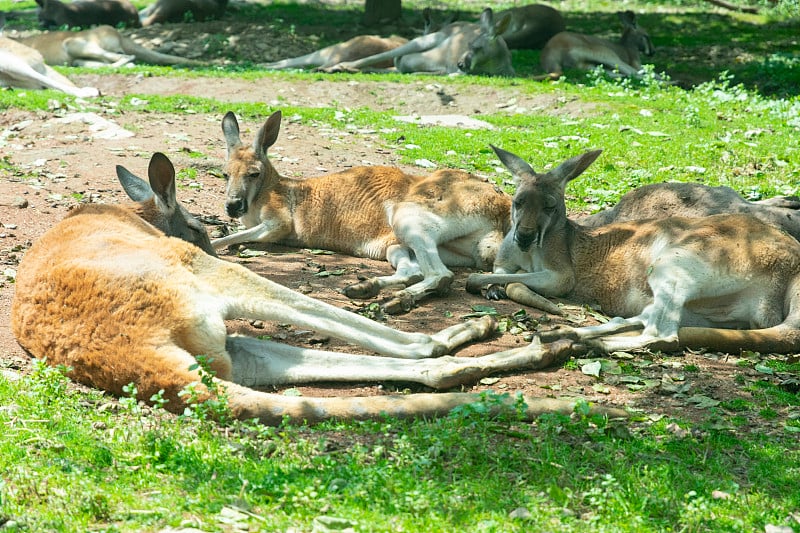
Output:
0,18,797,431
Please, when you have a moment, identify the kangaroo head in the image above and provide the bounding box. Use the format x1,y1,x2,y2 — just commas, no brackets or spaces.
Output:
619,10,655,58
221,110,281,219
116,152,216,256
35,0,66,29
492,145,602,251
457,8,514,77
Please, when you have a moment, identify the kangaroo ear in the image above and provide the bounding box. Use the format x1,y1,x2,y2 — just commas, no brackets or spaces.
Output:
255,110,282,159
478,7,494,32
491,144,535,181
147,152,178,211
221,111,242,156
550,150,603,185
618,10,637,27
117,163,154,202
493,12,512,38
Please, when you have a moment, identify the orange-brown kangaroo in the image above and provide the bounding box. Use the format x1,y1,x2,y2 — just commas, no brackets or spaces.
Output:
12,152,618,425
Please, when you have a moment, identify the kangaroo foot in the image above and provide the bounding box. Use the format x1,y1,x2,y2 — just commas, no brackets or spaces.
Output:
381,292,416,315
343,279,382,299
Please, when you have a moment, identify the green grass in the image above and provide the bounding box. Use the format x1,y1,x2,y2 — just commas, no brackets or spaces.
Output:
1,0,799,530
1,364,798,531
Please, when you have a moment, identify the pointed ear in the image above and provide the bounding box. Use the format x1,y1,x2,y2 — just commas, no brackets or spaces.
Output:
147,152,177,211
478,7,494,33
491,144,535,180
618,10,637,28
493,12,512,38
254,110,282,159
117,163,154,202
550,149,602,185
222,111,243,157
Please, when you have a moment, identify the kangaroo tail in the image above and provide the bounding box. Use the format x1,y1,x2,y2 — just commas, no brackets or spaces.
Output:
120,37,203,66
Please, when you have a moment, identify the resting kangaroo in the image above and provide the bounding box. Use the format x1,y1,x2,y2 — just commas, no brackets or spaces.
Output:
322,8,514,76
496,4,565,50
35,0,141,29
539,11,654,78
466,146,800,354
139,0,227,26
0,36,100,97
213,110,511,314
15,25,201,67
263,35,408,71
580,182,800,241
11,152,615,424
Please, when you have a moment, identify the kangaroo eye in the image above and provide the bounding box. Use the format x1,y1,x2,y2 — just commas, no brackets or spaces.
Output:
544,196,557,210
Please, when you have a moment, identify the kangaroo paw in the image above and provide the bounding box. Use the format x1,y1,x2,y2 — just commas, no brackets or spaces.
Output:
343,279,382,299
381,292,416,315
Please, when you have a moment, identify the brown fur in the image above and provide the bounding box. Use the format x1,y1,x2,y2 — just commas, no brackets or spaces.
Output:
320,8,514,76
16,25,202,66
497,4,565,50
215,110,511,313
264,35,408,70
467,146,800,354
35,0,141,28
580,182,800,241
139,0,226,26
0,36,100,96
539,11,655,78
11,152,624,424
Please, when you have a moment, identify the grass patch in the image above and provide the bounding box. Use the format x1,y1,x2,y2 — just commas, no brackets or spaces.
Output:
1,365,799,531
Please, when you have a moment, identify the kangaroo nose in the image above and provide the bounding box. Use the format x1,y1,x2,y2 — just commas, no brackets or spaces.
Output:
226,199,247,218
457,53,472,72
514,228,536,251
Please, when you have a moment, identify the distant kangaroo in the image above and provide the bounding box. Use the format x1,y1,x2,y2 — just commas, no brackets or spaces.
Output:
321,8,514,76
467,146,800,354
0,36,100,97
539,11,654,78
15,25,202,67
139,0,227,26
580,182,800,241
213,110,512,314
11,152,615,424
496,3,565,50
263,35,408,71
35,0,141,28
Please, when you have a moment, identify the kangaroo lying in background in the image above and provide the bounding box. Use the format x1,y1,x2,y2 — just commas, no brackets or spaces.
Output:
11,152,616,424
539,10,654,78
580,182,800,240
0,36,99,97
15,25,202,66
496,3,565,50
263,35,408,71
213,110,512,314
35,0,141,28
321,8,514,76
139,0,227,26
466,146,800,354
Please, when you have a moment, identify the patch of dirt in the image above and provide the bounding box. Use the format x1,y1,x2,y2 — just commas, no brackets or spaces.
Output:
0,19,795,431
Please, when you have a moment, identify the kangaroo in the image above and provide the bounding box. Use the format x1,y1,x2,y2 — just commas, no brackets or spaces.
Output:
496,4,565,50
213,110,511,314
322,8,514,76
11,152,620,424
15,25,202,67
539,11,654,78
0,36,100,97
139,0,227,26
263,35,408,71
466,145,800,354
35,0,141,29
580,182,800,241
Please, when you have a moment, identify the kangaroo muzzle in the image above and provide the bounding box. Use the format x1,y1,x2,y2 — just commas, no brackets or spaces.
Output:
226,198,247,218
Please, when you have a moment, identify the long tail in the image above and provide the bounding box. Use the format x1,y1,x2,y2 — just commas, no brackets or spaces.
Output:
225,384,629,425
120,37,203,66
678,325,800,354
